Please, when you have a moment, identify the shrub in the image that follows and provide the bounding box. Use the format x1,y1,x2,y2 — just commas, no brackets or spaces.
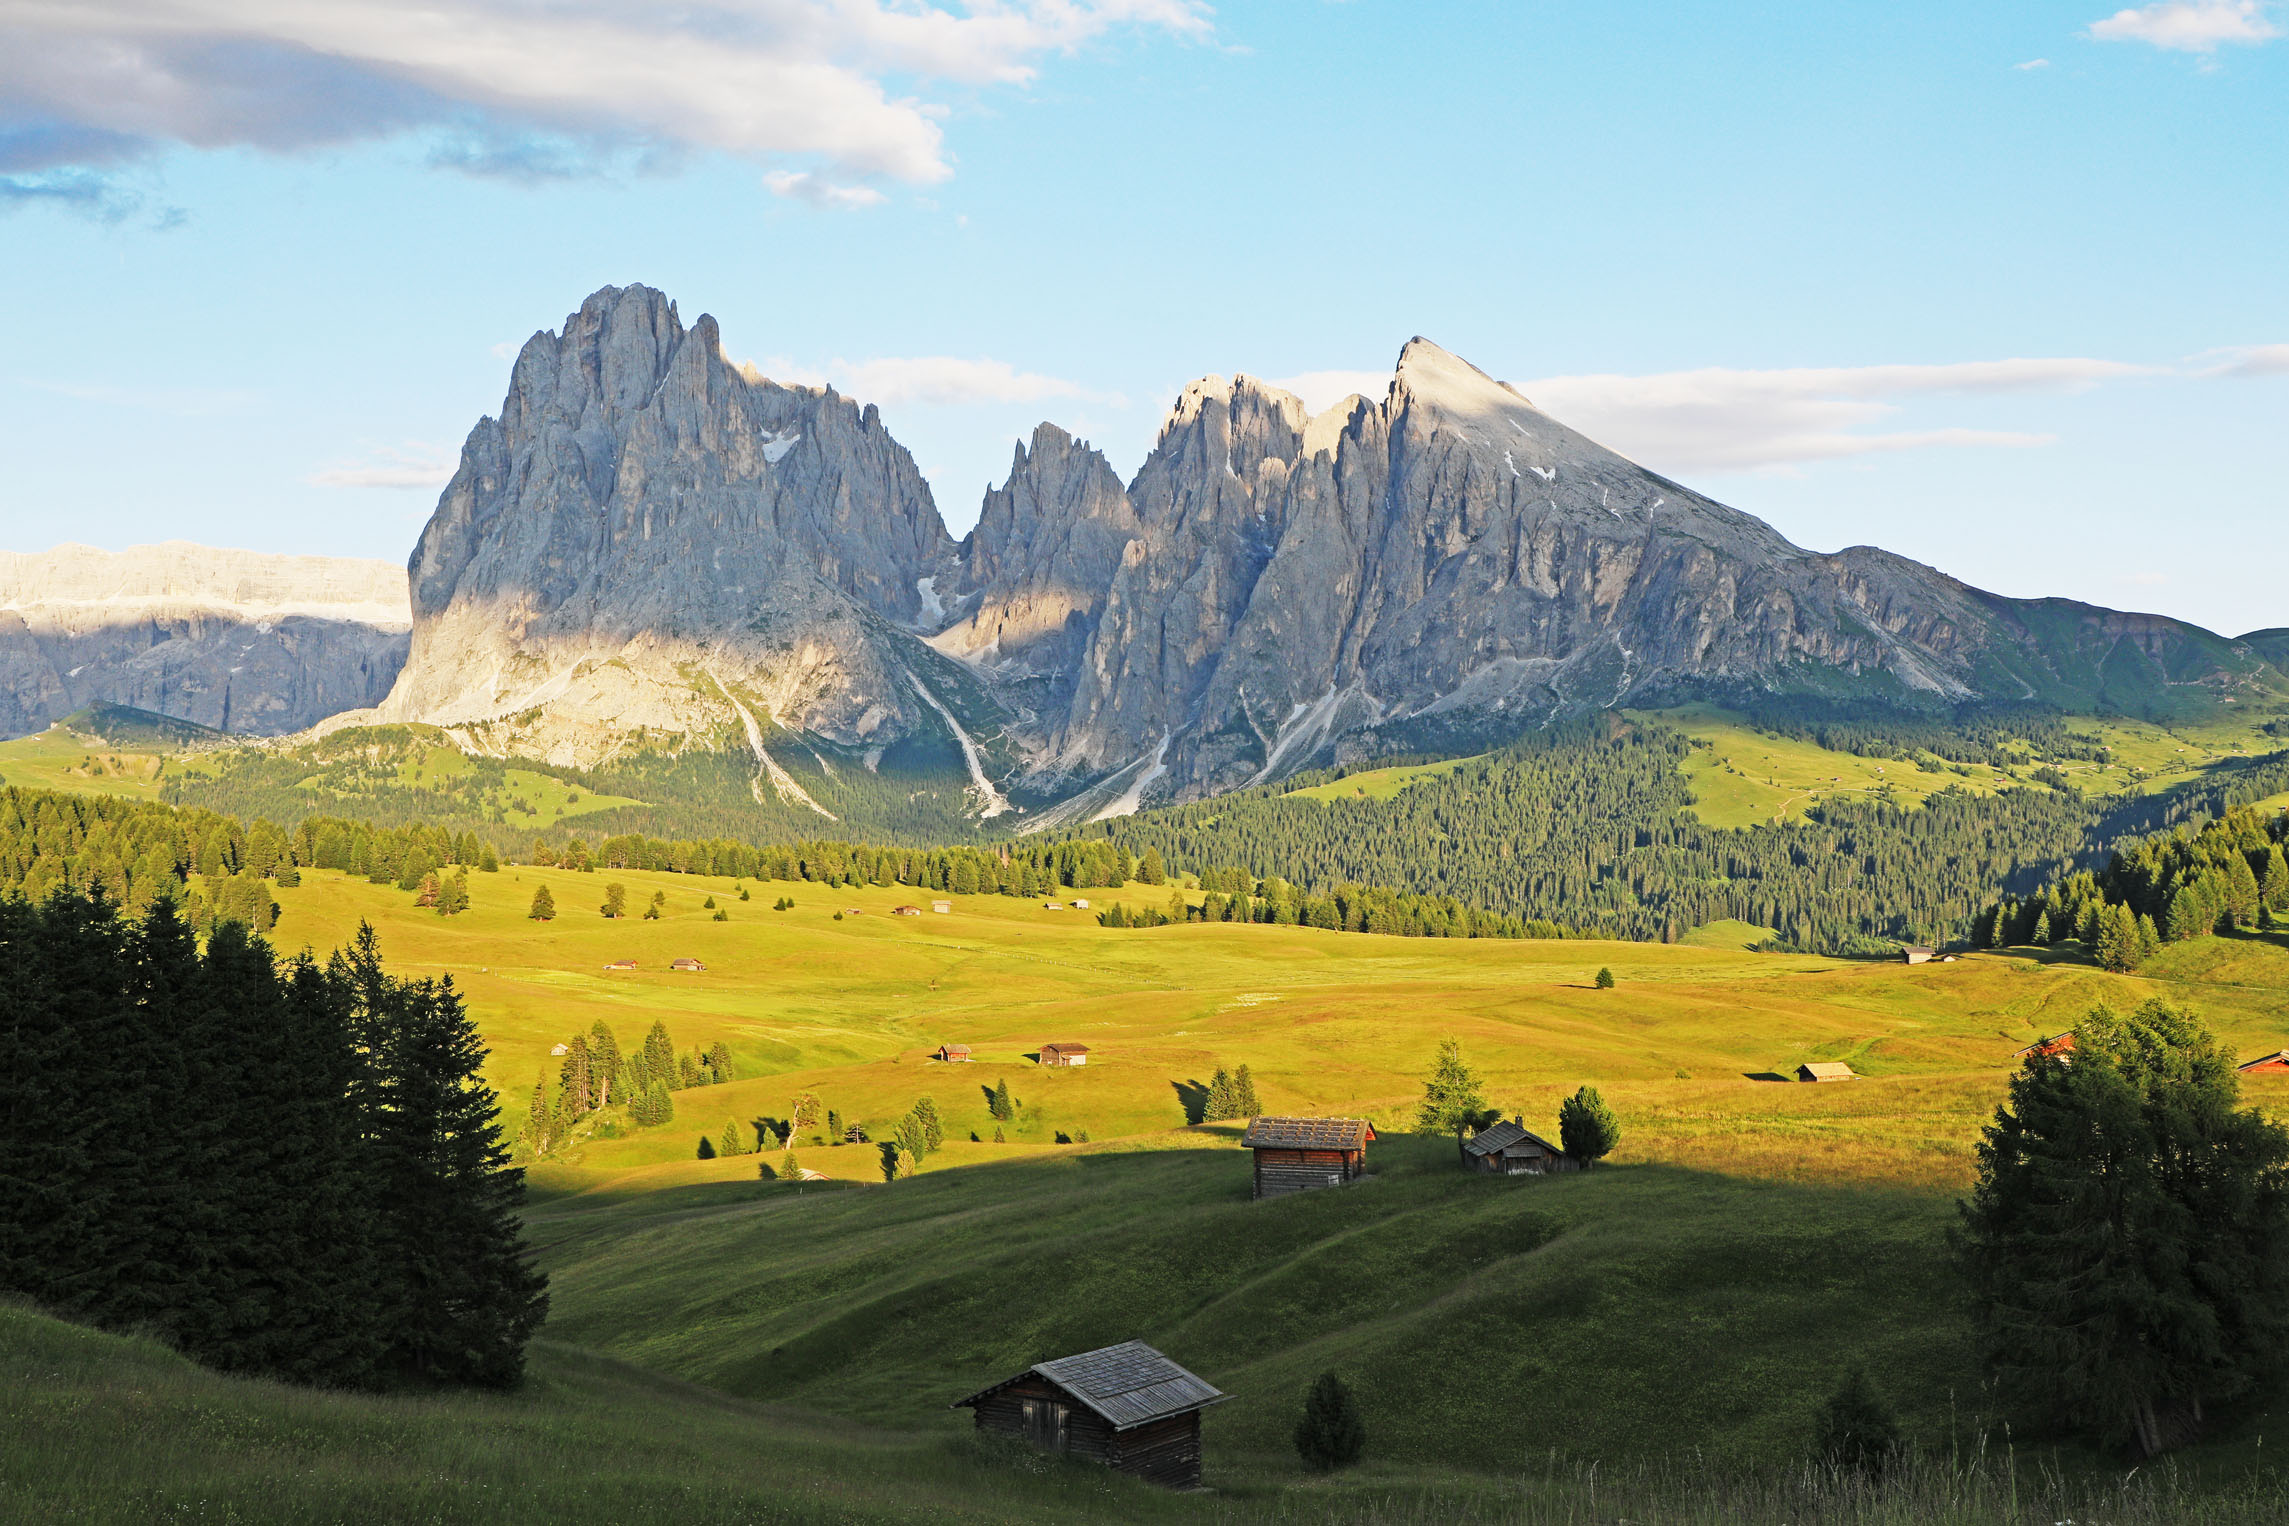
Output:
1594,966,1616,989
1558,1085,1622,1164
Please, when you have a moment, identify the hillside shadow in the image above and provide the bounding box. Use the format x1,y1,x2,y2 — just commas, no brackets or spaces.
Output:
1742,1071,1792,1083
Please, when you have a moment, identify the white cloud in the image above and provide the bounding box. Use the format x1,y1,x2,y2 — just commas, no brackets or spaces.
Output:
308,442,457,489
750,353,1118,407
0,1,1212,207
763,169,887,209
1278,356,2160,476
2014,57,2052,69
2190,342,2289,376
2087,1,2280,51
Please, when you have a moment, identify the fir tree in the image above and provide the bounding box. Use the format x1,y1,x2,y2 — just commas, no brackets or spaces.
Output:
643,1021,676,1089
779,1149,799,1181
718,1117,747,1156
914,1095,945,1152
1292,1371,1367,1471
990,1077,1014,1121
528,884,555,921
1594,966,1616,989
1958,999,2289,1456
588,1021,622,1107
557,1034,592,1115
706,1041,734,1082
1414,1038,1486,1140
1812,1367,1901,1476
1234,1063,1262,1117
696,1135,715,1159
1204,1066,1239,1122
528,1073,551,1153
601,882,627,918
1557,1085,1622,1165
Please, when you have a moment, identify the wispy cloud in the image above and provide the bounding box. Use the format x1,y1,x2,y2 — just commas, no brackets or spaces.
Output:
2087,1,2281,52
0,1,1213,212
2189,342,2289,377
20,377,257,415
748,353,1119,407
2014,57,2052,69
307,442,458,490
763,169,887,210
1274,356,2162,476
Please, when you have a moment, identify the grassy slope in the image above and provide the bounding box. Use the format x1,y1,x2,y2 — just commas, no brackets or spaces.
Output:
0,723,174,800
9,870,2289,1518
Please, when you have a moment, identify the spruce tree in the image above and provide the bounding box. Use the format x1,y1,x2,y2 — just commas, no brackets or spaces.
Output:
1415,1037,1486,1140
718,1117,747,1156
528,884,555,921
558,1034,592,1115
1235,1063,1262,1117
335,926,549,1388
990,1077,1013,1121
696,1135,716,1159
643,1021,676,1089
706,1040,734,1081
1204,1066,1238,1121
914,1095,945,1152
779,1148,799,1181
1812,1366,1901,1475
588,1020,621,1106
1958,999,2289,1455
1557,1085,1622,1165
1292,1371,1367,1471
1594,966,1616,989
528,1073,551,1153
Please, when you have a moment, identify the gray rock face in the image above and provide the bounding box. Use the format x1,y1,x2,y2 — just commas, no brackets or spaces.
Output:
374,284,963,767
373,286,2280,820
0,542,409,738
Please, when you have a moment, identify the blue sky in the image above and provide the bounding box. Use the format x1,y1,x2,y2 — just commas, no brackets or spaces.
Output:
2,1,2283,635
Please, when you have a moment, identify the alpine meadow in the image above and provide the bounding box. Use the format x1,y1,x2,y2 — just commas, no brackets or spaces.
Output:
4,5,2288,1524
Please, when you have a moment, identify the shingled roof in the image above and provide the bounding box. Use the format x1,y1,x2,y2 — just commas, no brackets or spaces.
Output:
952,1341,1226,1430
1240,1117,1373,1150
1460,1120,1565,1158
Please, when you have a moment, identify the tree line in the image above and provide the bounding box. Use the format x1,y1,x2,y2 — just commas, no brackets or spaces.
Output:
0,900,546,1389
531,1018,735,1153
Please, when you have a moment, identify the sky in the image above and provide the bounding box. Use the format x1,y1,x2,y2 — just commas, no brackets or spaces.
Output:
1,0,2284,636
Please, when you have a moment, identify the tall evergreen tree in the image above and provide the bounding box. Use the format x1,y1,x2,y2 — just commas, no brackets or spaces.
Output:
1958,999,2289,1456
587,1020,622,1106
1557,1085,1623,1165
1234,1064,1262,1117
1292,1371,1367,1471
643,1020,676,1091
1204,1066,1239,1121
1415,1038,1486,1140
527,884,555,920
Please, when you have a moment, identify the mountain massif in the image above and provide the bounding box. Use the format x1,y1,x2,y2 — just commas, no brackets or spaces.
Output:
11,284,2282,828
0,542,409,738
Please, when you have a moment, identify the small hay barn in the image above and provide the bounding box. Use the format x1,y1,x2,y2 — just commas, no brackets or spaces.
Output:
1461,1119,1577,1176
2240,1050,2289,1074
951,1340,1225,1489
1241,1117,1373,1199
1797,1061,1857,1083
1041,1043,1090,1068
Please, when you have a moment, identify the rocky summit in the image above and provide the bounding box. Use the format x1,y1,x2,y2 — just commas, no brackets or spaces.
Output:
0,542,409,738
360,283,2283,821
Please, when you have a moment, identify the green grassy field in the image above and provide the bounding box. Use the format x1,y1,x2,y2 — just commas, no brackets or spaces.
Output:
8,865,2289,1519
0,722,176,800
1283,755,1481,802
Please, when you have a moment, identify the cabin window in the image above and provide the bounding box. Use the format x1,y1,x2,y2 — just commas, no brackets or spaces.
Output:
1022,1398,1070,1451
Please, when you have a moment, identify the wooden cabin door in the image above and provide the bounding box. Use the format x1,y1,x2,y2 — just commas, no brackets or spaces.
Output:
1021,1398,1070,1452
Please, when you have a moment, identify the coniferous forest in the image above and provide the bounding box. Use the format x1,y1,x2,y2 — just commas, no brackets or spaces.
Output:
0,898,547,1390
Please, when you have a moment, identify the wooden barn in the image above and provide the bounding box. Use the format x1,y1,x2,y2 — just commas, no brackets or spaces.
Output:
931,900,952,914
1241,1117,1373,1199
1797,1061,1857,1083
2240,1049,2289,1074
934,1043,973,1063
893,905,922,917
1041,1042,1090,1068
1901,945,1937,965
2015,1030,2077,1062
951,1340,1226,1489
602,959,637,972
670,957,706,972
1460,1118,1576,1176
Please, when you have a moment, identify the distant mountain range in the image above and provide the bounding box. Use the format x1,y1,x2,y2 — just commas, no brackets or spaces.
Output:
8,284,2284,826
0,542,408,738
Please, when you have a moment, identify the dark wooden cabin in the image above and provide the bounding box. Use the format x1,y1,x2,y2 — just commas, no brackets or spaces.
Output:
934,1043,973,1063
951,1340,1226,1489
1240,1117,1372,1199
1041,1042,1091,1068
1460,1118,1577,1175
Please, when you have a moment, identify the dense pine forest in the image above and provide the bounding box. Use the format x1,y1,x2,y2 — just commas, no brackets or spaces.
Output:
0,900,546,1389
1082,723,2289,950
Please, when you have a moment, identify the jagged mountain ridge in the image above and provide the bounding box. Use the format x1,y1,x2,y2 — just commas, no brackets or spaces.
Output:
0,542,409,738
367,283,2283,823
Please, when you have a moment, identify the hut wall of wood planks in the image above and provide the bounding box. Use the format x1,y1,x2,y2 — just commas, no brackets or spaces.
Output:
1240,1117,1373,1199
1040,1043,1090,1068
951,1341,1224,1489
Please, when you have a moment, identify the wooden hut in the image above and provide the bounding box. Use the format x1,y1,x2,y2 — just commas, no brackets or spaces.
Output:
934,1043,973,1063
1460,1118,1576,1175
1241,1117,1373,1199
549,1043,569,1057
1041,1042,1091,1068
2014,1030,2076,1062
602,959,637,971
2239,1049,2289,1074
670,957,706,972
893,905,922,917
1901,945,1936,965
931,900,952,914
951,1340,1225,1489
1797,1061,1857,1083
